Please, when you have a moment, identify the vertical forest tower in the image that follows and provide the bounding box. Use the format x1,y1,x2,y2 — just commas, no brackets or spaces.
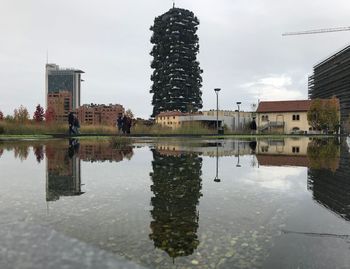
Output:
150,7,203,117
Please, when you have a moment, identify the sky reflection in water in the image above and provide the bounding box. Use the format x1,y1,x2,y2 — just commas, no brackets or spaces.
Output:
0,137,350,269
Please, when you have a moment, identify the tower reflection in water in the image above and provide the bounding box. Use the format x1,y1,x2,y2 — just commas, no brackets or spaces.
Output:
46,139,83,202
45,139,134,202
149,148,203,259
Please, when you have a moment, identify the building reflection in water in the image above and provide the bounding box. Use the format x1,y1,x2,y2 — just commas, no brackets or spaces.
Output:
256,137,312,167
0,140,134,203
46,139,83,202
256,137,350,222
307,139,350,221
45,139,134,202
149,147,203,259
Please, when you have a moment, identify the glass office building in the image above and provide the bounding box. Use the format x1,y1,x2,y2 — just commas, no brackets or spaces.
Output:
309,45,350,128
45,63,84,111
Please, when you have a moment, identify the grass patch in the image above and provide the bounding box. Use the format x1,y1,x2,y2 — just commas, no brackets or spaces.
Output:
132,122,215,135
0,121,341,138
0,121,119,135
109,136,134,148
0,121,66,135
0,134,53,140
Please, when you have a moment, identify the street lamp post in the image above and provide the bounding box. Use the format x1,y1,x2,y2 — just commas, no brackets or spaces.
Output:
236,102,241,131
214,88,221,134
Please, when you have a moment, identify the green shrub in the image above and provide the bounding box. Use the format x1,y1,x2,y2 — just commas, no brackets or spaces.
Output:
110,136,133,148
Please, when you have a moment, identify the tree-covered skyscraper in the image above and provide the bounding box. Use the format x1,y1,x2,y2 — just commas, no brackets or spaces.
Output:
150,7,203,117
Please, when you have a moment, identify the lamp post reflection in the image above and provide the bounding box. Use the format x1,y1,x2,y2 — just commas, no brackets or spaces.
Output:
236,141,242,168
214,142,220,182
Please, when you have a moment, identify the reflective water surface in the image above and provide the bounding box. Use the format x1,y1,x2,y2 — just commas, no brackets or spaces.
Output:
1,137,350,268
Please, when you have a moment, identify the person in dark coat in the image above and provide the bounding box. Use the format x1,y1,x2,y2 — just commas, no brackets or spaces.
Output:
117,114,123,134
122,115,128,134
126,117,132,134
250,119,257,134
68,112,75,135
73,116,80,134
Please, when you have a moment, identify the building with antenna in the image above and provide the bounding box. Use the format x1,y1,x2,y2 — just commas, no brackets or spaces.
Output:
46,63,84,122
308,45,350,129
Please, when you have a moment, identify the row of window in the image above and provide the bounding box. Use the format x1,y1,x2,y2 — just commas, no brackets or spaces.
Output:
162,122,181,125
261,114,301,121
159,116,176,120
260,146,300,154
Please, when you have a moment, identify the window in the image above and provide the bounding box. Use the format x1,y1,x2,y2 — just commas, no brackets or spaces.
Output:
292,147,300,153
261,146,269,153
173,116,175,119
262,115,269,121
292,114,300,121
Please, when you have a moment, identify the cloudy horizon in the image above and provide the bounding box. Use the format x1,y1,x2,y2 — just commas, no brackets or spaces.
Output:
1,0,350,118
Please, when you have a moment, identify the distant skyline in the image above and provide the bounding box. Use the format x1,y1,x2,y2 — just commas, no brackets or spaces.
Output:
1,0,350,118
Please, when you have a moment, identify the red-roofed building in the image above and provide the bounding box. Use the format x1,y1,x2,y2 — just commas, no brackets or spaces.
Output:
256,100,313,134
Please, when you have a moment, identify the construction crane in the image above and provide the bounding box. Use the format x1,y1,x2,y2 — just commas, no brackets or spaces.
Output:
283,26,350,36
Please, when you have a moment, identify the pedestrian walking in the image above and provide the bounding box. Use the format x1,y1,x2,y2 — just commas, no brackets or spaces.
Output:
68,112,75,135
122,115,128,134
116,114,123,134
73,116,80,135
126,117,132,134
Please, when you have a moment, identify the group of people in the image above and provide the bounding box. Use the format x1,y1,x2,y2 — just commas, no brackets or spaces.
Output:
68,112,80,135
67,112,132,136
117,114,132,134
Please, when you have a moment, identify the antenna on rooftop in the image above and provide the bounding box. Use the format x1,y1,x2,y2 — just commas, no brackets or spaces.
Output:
172,0,175,8
46,49,49,64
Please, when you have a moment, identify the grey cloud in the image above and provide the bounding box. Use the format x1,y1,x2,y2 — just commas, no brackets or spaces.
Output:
1,0,350,117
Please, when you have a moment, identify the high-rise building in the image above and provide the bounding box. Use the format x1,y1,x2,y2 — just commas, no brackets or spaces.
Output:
150,7,203,117
46,63,84,122
308,45,350,127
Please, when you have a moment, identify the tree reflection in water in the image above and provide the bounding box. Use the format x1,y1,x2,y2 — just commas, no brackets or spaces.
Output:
33,145,45,163
307,138,340,172
149,149,203,259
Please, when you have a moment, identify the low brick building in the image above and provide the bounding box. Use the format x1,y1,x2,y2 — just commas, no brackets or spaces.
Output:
76,104,124,126
47,91,72,122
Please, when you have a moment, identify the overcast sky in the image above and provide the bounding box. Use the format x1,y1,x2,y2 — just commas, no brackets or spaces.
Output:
1,0,350,118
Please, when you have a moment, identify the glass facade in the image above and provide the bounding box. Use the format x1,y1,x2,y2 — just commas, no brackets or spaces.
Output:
46,64,84,115
48,74,74,93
